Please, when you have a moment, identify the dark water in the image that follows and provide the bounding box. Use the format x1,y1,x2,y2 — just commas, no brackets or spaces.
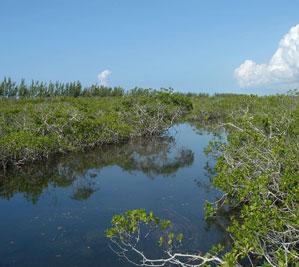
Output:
0,124,227,267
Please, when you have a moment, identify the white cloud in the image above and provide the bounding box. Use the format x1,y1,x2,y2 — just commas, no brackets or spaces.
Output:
97,69,112,86
234,24,299,88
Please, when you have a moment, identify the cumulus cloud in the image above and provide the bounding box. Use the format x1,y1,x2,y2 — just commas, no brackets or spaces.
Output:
235,24,299,88
97,69,112,86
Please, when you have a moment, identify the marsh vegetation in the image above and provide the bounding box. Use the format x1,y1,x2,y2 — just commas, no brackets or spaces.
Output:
0,78,298,266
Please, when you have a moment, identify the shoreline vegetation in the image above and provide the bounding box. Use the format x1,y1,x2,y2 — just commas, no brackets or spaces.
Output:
1,78,298,266
106,91,299,266
0,78,193,170
0,77,295,171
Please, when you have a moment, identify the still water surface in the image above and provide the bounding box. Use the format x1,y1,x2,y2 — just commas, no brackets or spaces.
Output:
0,124,227,267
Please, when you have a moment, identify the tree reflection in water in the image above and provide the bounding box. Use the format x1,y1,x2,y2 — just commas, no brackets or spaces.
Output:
0,136,194,203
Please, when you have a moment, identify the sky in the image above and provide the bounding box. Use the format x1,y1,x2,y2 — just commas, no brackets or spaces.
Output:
0,0,298,94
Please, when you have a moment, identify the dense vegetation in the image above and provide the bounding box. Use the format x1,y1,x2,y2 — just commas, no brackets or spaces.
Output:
106,92,299,266
0,78,192,170
0,78,298,266
204,93,299,266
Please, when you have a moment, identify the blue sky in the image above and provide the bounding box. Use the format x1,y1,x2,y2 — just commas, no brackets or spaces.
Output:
1,0,298,94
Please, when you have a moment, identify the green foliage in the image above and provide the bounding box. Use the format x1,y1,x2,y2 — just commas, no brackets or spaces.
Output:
106,209,160,238
105,92,298,266
106,209,184,249
1,77,298,266
0,77,124,98
206,94,299,266
0,85,191,170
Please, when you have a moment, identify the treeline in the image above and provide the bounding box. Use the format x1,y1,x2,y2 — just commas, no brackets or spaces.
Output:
0,77,124,98
0,78,177,98
0,77,251,99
